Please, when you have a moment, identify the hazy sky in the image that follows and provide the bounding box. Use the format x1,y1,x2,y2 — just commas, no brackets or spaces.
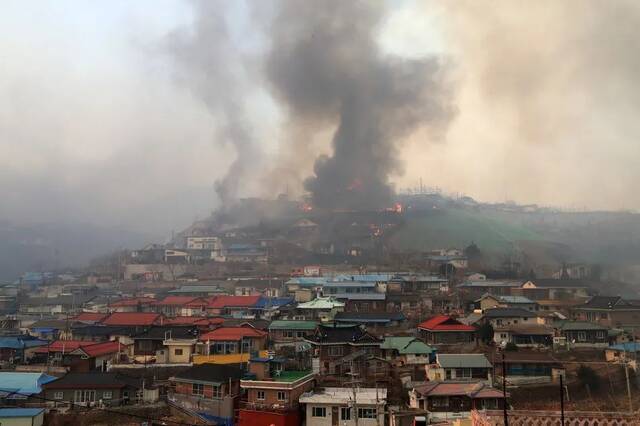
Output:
2,0,639,237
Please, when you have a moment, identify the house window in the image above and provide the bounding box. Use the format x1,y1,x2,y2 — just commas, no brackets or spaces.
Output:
277,391,287,401
192,383,204,396
577,332,587,342
102,391,113,399
296,331,306,338
174,348,183,356
283,330,294,338
358,408,377,419
328,346,343,357
74,390,96,404
496,319,503,326
431,397,448,407
53,391,64,400
257,391,265,400
341,407,352,420
212,385,222,399
596,331,605,339
312,407,326,417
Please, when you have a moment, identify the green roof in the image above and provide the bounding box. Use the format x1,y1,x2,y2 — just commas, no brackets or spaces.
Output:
380,336,434,355
297,297,345,309
274,370,313,382
269,320,318,331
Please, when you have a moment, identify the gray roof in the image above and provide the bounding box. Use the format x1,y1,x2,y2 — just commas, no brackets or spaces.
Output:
436,354,492,369
482,307,535,318
555,321,608,331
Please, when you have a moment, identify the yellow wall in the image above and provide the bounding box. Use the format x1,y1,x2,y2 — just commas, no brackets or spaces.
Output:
193,350,269,365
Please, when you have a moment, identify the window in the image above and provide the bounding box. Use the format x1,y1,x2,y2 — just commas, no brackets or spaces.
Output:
74,390,96,404
174,348,183,356
328,346,343,357
192,383,204,396
577,332,587,342
102,391,113,399
53,391,64,400
257,391,265,400
283,330,294,338
277,391,287,401
341,407,352,420
212,385,222,399
138,340,153,351
358,408,377,419
431,397,448,407
296,331,306,338
312,407,326,417
596,331,605,339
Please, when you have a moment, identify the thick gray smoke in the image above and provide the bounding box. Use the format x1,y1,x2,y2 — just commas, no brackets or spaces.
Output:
166,2,259,205
266,1,453,210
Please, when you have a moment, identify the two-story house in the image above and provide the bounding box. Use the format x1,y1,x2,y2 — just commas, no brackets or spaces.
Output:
322,281,386,313
295,297,345,322
268,320,318,349
195,326,268,364
300,387,386,426
572,296,640,329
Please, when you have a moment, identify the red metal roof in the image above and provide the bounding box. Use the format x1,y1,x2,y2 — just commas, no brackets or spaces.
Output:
101,312,161,326
206,295,261,309
34,340,85,353
163,316,225,326
155,296,199,306
73,341,127,357
109,297,156,307
199,326,267,341
418,315,476,332
72,312,108,322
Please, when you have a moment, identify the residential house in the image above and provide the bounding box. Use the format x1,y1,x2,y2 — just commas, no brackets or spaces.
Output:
380,337,435,368
333,311,406,332
295,297,345,322
195,326,268,364
225,243,268,263
493,325,554,347
167,284,227,297
66,341,128,371
19,294,96,316
387,275,449,294
605,342,640,362
72,312,109,324
0,335,48,364
107,297,156,313
409,381,506,421
28,319,77,340
513,279,592,301
131,326,197,361
386,294,432,320
42,372,144,407
481,307,542,328
168,363,243,425
235,279,284,298
0,372,57,406
305,324,381,378
253,296,295,319
323,281,386,313
457,280,521,299
238,360,315,426
553,321,609,348
426,354,492,382
206,295,261,317
475,294,539,312
69,325,133,343
299,387,386,426
0,408,45,426
153,296,204,317
417,316,476,345
100,312,163,328
494,351,563,385
572,296,640,329
268,320,318,349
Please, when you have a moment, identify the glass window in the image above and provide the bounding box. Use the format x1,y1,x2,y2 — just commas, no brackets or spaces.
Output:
328,346,343,356
296,331,306,338
358,408,377,419
53,391,64,400
212,385,222,399
312,407,326,417
277,391,287,401
257,391,265,400
102,391,113,399
192,383,204,396
432,397,448,407
283,330,294,338
577,332,587,342
174,348,183,356
341,407,351,420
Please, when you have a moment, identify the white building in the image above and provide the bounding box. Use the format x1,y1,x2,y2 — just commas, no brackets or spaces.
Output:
300,387,386,426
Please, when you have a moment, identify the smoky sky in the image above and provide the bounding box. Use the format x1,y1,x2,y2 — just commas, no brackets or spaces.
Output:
2,0,640,238
265,1,453,209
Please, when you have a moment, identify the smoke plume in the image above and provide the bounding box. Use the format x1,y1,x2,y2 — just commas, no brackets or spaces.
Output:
265,1,454,210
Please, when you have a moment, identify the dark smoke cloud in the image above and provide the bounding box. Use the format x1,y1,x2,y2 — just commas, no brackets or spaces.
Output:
166,1,260,205
265,0,454,210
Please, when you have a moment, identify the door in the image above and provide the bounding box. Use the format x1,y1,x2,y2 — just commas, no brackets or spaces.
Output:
332,406,339,426
450,396,464,412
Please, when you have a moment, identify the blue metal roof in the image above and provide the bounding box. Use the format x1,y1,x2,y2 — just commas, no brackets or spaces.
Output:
254,296,294,309
609,342,640,352
0,408,44,418
0,337,48,350
0,372,57,398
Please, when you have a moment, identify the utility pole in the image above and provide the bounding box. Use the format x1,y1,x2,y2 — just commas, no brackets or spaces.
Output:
559,374,565,426
502,353,508,426
624,360,633,413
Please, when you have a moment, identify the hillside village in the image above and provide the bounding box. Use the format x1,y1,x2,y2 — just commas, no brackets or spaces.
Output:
1,217,640,426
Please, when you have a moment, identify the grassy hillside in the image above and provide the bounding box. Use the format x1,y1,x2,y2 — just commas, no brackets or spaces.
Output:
388,208,544,254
